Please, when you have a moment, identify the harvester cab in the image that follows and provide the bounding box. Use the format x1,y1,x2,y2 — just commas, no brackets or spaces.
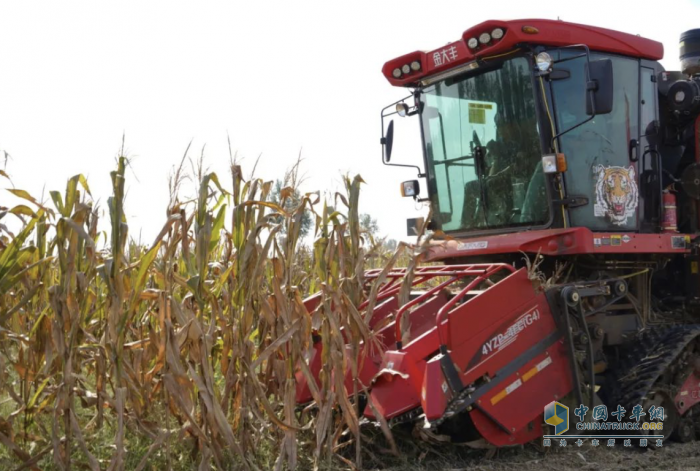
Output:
297,20,700,448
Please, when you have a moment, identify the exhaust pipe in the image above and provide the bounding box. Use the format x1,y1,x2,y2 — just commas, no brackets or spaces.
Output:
681,28,700,76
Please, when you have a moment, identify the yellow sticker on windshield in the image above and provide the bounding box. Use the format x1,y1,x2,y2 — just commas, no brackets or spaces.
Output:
468,108,486,124
468,103,493,110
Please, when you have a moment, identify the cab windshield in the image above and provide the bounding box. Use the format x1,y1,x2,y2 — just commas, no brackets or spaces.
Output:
420,56,548,232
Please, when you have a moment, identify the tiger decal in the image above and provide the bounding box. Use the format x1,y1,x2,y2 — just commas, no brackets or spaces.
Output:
593,165,638,226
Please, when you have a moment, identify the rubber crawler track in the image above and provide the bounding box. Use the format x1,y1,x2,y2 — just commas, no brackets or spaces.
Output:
606,325,700,420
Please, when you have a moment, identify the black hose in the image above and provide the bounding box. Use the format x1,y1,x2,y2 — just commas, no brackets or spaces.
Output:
560,289,585,409
575,303,596,412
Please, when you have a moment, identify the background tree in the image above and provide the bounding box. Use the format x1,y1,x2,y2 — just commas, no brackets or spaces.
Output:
270,178,312,239
360,213,398,252
359,213,379,237
383,238,397,251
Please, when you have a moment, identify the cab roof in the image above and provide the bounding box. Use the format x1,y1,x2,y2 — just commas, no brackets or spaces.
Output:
383,19,664,87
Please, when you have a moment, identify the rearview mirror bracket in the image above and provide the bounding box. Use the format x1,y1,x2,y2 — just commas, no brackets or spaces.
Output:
548,45,614,150
380,93,426,177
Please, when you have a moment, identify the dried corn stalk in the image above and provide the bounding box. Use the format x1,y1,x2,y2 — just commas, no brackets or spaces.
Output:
0,154,419,470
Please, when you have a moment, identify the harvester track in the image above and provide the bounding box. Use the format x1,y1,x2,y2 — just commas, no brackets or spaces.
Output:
605,325,700,437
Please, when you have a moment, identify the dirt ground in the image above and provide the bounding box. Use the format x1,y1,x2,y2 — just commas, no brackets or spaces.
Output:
374,439,700,471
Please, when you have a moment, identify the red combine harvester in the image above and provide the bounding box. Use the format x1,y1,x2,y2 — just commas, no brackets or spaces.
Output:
298,19,700,447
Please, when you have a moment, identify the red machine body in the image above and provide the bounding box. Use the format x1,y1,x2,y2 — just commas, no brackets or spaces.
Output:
424,227,690,262
296,264,573,447
297,19,700,448
364,268,571,446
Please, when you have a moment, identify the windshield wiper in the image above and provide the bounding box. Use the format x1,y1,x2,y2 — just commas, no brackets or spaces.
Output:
471,132,491,229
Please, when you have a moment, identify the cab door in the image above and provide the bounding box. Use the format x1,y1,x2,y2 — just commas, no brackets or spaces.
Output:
638,63,663,232
550,52,640,231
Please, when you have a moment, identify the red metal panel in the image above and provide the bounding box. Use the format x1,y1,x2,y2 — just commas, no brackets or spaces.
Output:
427,228,691,262
446,269,535,360
297,264,513,405
421,357,451,421
416,270,569,426
402,291,451,344
296,342,383,405
470,408,544,447
369,265,571,428
447,284,559,385
367,296,399,330
675,371,700,415
364,351,425,420
302,291,322,314
434,265,516,345
296,297,397,404
473,341,572,446
341,344,382,401
402,328,440,364
383,19,663,87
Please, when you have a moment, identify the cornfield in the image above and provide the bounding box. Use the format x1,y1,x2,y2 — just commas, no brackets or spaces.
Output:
0,154,427,470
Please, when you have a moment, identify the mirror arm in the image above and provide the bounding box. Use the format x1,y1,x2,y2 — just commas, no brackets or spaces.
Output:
550,115,594,150
380,96,427,178
382,158,426,178
547,44,601,149
551,52,587,64
380,122,425,176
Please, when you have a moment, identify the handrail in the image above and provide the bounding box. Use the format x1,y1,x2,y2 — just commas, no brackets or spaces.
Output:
363,263,501,280
434,264,516,347
366,266,492,327
360,263,517,351
358,275,431,312
394,275,463,349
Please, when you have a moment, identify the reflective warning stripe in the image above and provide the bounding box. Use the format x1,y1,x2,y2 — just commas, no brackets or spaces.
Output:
490,388,507,405
491,378,522,405
490,356,552,405
523,356,552,382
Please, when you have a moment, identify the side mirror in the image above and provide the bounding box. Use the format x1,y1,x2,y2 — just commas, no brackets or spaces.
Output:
585,59,613,115
382,120,394,162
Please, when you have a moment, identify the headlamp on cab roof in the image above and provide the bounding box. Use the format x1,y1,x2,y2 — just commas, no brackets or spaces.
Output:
536,52,553,72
